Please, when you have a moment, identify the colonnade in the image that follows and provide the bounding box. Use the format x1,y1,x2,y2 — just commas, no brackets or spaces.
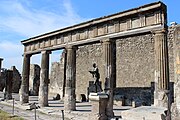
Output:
20,29,169,117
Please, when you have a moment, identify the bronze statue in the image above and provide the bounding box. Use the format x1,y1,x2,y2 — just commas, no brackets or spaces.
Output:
89,63,102,92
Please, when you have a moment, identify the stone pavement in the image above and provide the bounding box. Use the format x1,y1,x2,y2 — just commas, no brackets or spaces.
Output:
0,92,168,120
0,92,130,120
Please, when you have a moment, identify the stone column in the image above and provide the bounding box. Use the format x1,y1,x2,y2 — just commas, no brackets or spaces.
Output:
20,54,31,103
4,70,13,100
39,51,50,107
0,58,3,76
153,29,169,107
64,45,76,111
102,38,114,118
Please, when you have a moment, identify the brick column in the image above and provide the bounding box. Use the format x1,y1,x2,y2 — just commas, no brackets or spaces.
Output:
20,54,31,104
64,45,76,111
38,51,50,107
102,38,114,118
0,58,3,76
153,29,169,107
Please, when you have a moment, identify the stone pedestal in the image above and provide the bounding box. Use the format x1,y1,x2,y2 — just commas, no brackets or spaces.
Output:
39,51,50,107
64,45,76,111
153,29,169,108
20,54,31,104
4,70,13,100
89,92,108,120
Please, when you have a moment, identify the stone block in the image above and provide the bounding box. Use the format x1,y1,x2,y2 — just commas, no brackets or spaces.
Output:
98,25,105,36
89,92,108,120
113,95,125,106
146,13,155,26
132,17,140,28
76,94,86,102
120,21,127,31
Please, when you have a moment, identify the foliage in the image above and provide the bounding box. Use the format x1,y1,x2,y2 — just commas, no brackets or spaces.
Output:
0,110,23,120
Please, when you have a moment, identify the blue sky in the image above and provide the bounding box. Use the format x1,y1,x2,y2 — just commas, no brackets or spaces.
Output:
0,0,179,72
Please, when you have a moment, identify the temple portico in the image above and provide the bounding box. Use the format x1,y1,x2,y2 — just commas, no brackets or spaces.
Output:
19,1,170,119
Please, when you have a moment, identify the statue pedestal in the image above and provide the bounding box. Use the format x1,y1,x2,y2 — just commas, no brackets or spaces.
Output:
89,92,108,120
87,81,102,101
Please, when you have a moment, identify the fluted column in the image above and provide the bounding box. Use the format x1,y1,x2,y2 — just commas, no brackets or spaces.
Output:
20,54,31,103
153,29,169,107
102,38,114,118
0,58,3,76
64,45,76,111
39,51,50,107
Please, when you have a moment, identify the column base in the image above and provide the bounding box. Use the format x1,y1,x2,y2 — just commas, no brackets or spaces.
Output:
154,89,169,108
64,94,76,111
38,85,49,107
19,93,29,104
4,92,12,100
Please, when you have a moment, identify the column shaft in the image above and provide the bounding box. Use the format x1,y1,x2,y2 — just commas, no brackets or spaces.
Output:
39,51,50,107
64,46,76,111
20,54,31,103
154,29,169,107
102,39,114,118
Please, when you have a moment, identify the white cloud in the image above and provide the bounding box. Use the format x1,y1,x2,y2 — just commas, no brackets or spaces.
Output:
0,0,87,37
0,0,88,72
0,41,23,71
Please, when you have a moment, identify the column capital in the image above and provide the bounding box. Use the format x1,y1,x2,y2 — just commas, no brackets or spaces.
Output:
22,53,32,57
65,45,77,50
0,58,3,61
41,50,52,54
100,38,112,44
152,28,167,35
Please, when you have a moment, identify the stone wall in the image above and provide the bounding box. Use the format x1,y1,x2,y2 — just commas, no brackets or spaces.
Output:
116,34,155,87
170,25,180,119
11,66,21,93
0,69,6,91
49,26,177,105
76,43,104,96
114,86,153,106
0,66,21,93
49,52,65,98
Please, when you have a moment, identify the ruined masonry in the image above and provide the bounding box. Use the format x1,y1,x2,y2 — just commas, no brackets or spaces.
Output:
11,66,21,93
0,64,21,94
19,1,180,119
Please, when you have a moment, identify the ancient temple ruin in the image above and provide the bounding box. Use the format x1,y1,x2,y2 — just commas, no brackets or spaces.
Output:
0,58,21,94
19,1,180,119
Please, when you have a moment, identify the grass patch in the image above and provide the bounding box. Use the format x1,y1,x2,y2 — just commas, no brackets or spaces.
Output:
0,110,24,120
